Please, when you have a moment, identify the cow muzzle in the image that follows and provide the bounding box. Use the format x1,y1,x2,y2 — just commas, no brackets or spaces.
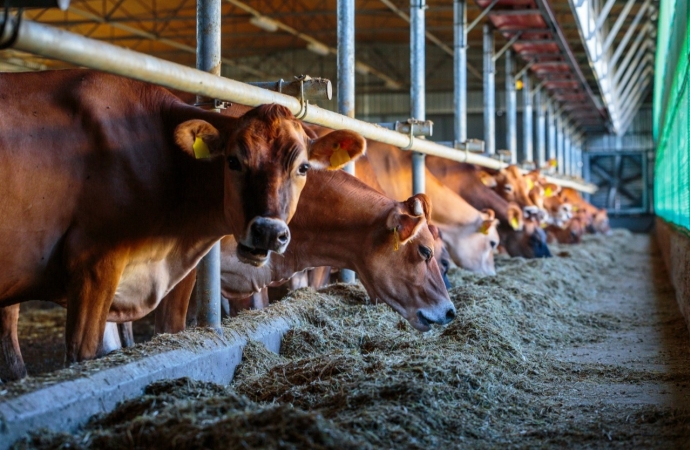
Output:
414,303,456,331
237,217,291,267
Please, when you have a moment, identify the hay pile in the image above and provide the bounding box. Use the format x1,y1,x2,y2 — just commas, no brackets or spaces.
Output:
13,230,690,449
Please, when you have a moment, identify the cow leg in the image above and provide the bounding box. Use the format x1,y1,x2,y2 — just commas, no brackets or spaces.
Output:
309,266,332,289
155,269,196,335
100,322,122,355
117,322,135,348
65,255,126,363
0,305,27,381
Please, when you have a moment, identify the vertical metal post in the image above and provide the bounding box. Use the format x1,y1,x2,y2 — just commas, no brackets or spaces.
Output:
556,116,565,174
547,100,556,163
505,49,517,163
411,0,426,194
535,87,546,168
483,24,495,155
564,126,571,176
338,0,356,284
195,0,222,331
522,73,533,164
454,0,467,144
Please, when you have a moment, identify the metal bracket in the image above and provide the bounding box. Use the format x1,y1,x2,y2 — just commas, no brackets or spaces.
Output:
194,98,231,110
248,75,332,101
379,119,433,138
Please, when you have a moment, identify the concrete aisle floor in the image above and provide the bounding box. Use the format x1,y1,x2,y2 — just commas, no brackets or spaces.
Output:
552,233,690,447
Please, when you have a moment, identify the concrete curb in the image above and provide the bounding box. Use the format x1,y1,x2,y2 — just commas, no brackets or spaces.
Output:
0,317,294,449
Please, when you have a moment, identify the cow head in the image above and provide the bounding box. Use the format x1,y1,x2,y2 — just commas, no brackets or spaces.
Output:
494,165,535,208
437,209,499,276
498,203,552,259
356,194,456,332
175,104,365,266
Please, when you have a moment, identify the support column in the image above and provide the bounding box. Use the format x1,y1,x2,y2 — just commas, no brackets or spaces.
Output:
194,0,222,331
454,0,467,144
547,100,556,163
337,0,356,284
505,49,517,163
535,87,546,168
411,0,426,194
522,73,533,164
564,126,571,176
557,116,565,174
483,24,495,155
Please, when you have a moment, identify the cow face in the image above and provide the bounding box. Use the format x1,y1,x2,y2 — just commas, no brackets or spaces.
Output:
499,204,552,258
356,194,456,332
494,165,536,209
436,209,499,277
175,105,365,266
429,224,452,289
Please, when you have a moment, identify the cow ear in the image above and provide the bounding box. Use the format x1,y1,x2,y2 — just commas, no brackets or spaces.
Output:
507,203,524,231
175,120,224,159
308,130,366,170
480,171,497,188
405,193,431,221
543,183,560,197
386,206,425,248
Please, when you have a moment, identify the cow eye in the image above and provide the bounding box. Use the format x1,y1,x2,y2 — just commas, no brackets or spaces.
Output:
504,184,513,193
419,245,433,262
297,163,311,176
227,156,241,171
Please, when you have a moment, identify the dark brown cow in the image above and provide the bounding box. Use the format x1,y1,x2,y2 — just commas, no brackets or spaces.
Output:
155,169,455,334
0,69,364,377
424,158,552,258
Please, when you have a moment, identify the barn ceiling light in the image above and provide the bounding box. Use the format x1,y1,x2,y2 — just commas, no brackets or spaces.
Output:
249,15,278,32
306,42,330,57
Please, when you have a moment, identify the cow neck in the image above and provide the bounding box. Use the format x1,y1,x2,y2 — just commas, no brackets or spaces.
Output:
269,170,395,281
166,101,239,238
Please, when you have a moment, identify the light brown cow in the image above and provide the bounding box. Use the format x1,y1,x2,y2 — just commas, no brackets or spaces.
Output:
155,169,455,334
424,158,552,259
0,70,364,379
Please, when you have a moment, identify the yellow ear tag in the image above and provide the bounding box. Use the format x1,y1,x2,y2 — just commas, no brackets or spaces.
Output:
572,205,579,212
541,221,548,229
510,217,519,230
527,179,534,191
544,186,553,197
193,137,211,159
392,227,400,251
480,222,490,235
329,143,351,169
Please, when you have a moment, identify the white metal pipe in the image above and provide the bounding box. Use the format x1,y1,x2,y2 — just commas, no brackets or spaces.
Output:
0,16,597,193
338,0,356,283
194,0,222,332
610,2,651,68
454,0,467,143
547,100,556,164
535,87,546,167
600,0,637,56
410,0,426,195
483,24,495,155
590,0,618,39
522,73,533,163
557,116,565,174
505,49,517,163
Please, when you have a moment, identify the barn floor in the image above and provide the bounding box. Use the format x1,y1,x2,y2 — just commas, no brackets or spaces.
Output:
7,231,690,449
553,233,690,410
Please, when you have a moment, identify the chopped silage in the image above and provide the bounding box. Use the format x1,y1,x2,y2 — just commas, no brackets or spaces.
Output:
12,230,690,449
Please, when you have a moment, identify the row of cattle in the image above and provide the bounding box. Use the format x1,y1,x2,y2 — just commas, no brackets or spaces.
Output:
0,70,609,383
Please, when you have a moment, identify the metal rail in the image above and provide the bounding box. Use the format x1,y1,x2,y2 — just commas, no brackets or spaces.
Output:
0,14,597,194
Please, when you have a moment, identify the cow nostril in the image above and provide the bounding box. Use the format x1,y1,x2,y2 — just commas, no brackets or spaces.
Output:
277,231,289,244
446,308,456,322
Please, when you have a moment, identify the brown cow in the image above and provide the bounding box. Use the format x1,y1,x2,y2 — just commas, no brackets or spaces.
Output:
155,169,455,334
424,158,552,259
0,70,364,377
359,147,499,276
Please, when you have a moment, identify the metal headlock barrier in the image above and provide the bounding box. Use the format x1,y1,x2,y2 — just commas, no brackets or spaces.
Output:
0,13,596,194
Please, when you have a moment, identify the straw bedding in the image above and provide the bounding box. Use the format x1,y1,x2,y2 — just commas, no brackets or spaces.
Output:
12,230,690,449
